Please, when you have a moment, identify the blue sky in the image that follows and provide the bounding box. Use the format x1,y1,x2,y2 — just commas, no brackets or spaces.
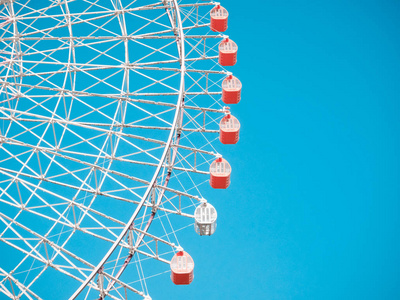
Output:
148,0,400,299
1,1,399,299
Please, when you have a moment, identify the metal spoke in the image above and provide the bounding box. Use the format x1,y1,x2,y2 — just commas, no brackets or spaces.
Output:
0,0,232,299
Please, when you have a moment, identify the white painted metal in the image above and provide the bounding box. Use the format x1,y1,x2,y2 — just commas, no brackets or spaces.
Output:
194,201,217,236
0,0,231,299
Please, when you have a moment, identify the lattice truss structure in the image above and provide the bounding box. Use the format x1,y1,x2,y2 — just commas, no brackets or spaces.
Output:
0,0,231,299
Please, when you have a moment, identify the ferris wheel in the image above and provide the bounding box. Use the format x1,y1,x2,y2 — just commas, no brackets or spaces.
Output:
0,0,242,299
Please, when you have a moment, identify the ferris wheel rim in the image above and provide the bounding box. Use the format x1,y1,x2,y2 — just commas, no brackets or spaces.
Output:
0,0,230,298
68,0,186,298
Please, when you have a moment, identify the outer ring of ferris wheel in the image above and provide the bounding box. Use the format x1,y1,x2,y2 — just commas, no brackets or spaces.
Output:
69,0,186,299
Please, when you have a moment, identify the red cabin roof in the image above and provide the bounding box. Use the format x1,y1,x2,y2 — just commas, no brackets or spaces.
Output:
219,38,238,53
222,75,242,91
210,5,228,19
170,251,194,285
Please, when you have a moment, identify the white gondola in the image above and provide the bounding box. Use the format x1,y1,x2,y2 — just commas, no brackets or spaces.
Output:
194,202,217,236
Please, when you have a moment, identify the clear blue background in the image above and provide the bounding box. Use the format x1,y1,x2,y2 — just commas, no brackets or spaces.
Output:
149,0,400,299
2,1,399,299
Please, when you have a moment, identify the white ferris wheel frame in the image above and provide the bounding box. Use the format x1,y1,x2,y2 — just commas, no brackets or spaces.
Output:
0,0,231,299
70,0,186,298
